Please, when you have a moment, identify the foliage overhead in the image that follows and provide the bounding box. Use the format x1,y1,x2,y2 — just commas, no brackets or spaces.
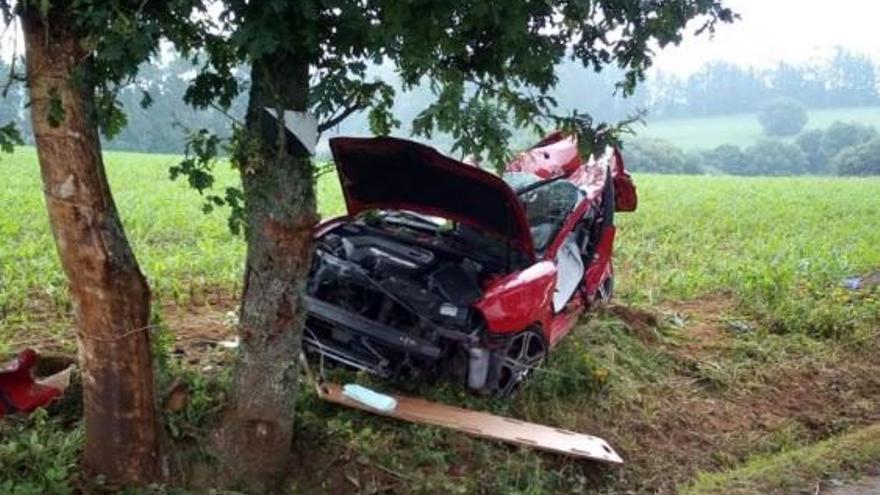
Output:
0,0,201,147
180,0,735,167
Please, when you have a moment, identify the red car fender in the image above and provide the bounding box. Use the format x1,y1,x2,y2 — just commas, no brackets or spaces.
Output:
474,261,556,336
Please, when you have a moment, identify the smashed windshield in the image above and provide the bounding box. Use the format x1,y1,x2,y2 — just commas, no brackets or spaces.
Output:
504,173,581,253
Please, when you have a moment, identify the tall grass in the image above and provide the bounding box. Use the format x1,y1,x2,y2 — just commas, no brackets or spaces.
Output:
0,147,345,320
615,175,880,337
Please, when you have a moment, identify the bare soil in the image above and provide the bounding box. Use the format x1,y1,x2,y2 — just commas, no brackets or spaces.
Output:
161,297,238,369
586,296,880,493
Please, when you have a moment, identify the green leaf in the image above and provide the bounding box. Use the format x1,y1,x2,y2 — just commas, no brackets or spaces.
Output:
0,122,23,155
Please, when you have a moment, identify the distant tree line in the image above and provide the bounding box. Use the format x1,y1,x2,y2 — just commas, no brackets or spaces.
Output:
2,48,878,172
1,56,247,154
623,120,880,176
650,48,879,119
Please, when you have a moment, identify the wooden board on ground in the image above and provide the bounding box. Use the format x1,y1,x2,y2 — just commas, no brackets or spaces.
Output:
316,381,623,464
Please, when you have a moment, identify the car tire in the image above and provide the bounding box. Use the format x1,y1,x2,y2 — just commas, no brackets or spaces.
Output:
488,328,547,397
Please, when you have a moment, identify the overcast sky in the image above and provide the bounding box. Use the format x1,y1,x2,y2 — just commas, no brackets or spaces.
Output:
652,0,880,75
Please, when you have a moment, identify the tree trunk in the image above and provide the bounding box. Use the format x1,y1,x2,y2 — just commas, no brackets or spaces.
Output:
20,6,161,484
214,57,315,491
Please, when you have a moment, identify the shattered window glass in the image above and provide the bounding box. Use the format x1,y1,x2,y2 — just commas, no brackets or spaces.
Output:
505,173,581,252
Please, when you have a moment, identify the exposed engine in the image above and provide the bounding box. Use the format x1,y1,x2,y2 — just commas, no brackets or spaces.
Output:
304,218,500,385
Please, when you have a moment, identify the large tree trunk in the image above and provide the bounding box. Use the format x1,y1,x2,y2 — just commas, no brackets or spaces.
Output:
214,57,315,491
20,6,161,484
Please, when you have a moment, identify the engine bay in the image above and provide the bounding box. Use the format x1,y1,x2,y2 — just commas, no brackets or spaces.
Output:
304,213,511,385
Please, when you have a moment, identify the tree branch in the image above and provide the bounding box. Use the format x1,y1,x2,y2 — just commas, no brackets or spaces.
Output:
317,102,364,133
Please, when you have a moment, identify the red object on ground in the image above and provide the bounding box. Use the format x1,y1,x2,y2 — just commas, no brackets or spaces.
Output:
0,349,63,416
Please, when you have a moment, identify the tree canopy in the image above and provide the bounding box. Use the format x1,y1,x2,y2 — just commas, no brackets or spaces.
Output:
178,0,735,165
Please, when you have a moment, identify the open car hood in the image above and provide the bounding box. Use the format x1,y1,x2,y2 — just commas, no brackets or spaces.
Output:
329,137,534,255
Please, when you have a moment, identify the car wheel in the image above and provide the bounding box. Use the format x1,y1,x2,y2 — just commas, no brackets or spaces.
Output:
492,329,547,397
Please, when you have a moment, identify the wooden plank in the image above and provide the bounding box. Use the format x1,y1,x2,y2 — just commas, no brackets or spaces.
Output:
316,382,623,464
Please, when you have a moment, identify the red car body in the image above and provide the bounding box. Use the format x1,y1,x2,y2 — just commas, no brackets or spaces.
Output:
306,133,636,395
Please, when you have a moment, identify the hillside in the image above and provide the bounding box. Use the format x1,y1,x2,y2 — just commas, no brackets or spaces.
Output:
640,105,880,150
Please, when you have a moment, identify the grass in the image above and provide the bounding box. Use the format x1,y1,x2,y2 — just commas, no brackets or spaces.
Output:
683,424,880,495
0,148,345,342
640,105,880,149
616,174,880,338
2,145,880,493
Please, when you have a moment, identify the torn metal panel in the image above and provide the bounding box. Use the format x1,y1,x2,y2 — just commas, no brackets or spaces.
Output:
317,382,623,464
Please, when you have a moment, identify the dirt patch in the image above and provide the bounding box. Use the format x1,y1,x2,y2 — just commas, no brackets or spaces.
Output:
663,293,738,358
162,298,239,369
550,355,880,493
591,343,880,493
607,304,661,343
605,294,738,354
559,294,880,493
287,430,405,494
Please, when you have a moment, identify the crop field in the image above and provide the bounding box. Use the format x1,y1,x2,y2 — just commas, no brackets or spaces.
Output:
641,105,880,149
2,147,880,493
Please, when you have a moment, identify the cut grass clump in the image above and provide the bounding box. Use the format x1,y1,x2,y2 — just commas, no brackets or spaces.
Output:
682,423,880,495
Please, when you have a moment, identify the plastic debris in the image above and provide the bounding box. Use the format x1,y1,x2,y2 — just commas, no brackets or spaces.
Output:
342,384,398,412
842,271,880,291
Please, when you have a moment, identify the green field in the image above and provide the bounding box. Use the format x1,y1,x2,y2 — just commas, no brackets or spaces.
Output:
3,147,880,493
0,147,346,326
640,105,880,150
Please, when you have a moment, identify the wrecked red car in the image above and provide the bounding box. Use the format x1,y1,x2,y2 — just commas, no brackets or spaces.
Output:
304,133,637,396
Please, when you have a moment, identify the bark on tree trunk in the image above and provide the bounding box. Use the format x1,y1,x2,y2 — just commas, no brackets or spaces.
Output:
214,58,316,491
20,7,161,484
